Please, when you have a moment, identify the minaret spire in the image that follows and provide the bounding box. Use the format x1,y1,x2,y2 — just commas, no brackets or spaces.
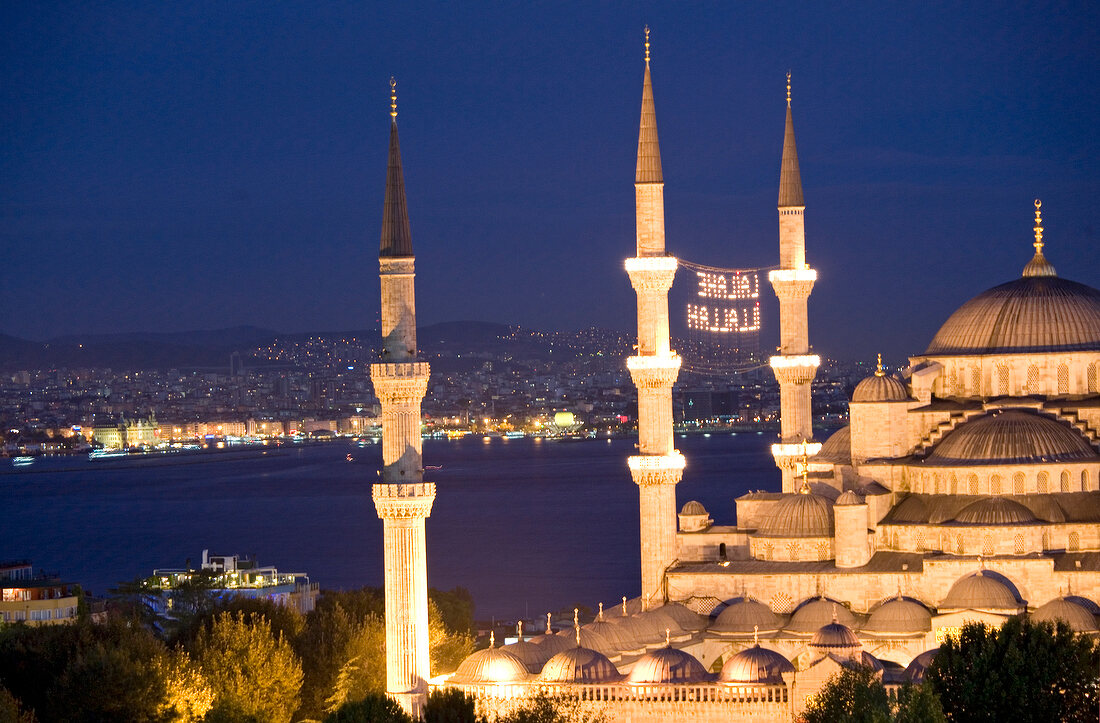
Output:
636,26,663,185
778,71,804,209
381,78,413,258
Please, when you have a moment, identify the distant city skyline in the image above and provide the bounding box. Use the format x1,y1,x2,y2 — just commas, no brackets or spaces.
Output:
2,2,1097,364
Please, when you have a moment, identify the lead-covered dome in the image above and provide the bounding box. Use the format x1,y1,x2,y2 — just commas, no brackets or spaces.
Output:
925,274,1100,356
451,645,528,684
787,598,858,633
711,598,782,634
940,570,1024,611
539,646,621,683
809,621,861,654
758,491,834,537
926,411,1098,466
905,649,939,683
954,497,1037,525
626,647,709,684
863,597,932,634
1032,597,1099,632
718,645,794,684
853,372,908,402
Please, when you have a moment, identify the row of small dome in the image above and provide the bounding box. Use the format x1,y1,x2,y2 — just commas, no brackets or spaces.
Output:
452,613,921,687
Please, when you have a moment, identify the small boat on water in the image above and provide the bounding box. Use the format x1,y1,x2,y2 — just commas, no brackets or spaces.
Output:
12,456,35,467
89,449,128,460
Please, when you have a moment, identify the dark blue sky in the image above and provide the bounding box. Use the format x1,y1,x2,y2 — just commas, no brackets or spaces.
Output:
3,2,1097,363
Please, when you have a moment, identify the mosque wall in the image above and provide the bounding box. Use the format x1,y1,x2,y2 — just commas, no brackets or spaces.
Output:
917,352,1100,399
849,400,909,461
900,463,1098,495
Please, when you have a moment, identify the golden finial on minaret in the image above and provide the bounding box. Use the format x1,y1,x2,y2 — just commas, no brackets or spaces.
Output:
786,70,792,108
1033,198,1044,254
875,353,884,377
390,76,398,119
644,25,651,64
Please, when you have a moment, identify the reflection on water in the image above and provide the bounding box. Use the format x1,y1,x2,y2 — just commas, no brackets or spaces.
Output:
2,435,778,618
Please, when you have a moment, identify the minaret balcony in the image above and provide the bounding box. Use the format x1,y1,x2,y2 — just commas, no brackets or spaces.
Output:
768,268,816,299
628,452,686,486
379,256,416,276
627,355,681,388
625,256,678,293
371,361,431,405
769,354,820,385
373,482,436,519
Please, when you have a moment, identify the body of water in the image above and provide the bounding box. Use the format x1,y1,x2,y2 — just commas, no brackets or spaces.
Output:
3,434,780,619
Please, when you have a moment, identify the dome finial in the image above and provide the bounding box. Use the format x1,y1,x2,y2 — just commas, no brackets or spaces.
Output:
1033,199,1043,254
831,604,838,623
665,628,671,647
753,624,759,645
390,76,397,120
798,442,811,493
546,612,552,635
786,70,792,108
644,25,650,64
622,596,628,617
489,630,495,648
575,623,581,648
517,620,524,641
875,353,884,377
598,602,604,621
977,555,984,574
573,607,579,627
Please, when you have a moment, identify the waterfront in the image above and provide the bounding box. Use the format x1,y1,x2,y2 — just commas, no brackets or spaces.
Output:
3,433,782,619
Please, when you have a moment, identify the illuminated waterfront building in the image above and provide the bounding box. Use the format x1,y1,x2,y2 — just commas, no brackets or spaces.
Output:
0,561,84,626
444,31,1100,722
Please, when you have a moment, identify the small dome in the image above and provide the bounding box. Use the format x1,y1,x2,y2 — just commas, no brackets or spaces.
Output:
758,492,835,537
583,616,637,653
539,646,621,683
941,571,1024,611
835,490,865,506
863,597,932,634
1032,598,1099,633
787,598,858,633
927,411,1098,466
954,497,1037,525
556,626,612,654
656,602,707,632
810,621,861,653
816,426,852,464
530,630,575,657
636,608,686,641
680,500,708,516
853,372,908,403
626,647,709,684
501,639,552,673
905,649,939,683
611,613,665,645
925,274,1100,355
718,645,794,684
451,646,528,684
711,598,781,634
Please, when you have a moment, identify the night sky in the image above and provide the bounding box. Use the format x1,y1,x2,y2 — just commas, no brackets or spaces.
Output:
3,2,1098,363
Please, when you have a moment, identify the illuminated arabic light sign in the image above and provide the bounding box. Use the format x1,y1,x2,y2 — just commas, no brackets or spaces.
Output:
686,270,761,334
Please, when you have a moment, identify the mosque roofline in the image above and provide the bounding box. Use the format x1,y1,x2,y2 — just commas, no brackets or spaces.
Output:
669,552,925,575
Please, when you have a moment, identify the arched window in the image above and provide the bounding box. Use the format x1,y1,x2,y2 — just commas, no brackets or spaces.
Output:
946,368,957,396
817,542,830,561
1069,532,1080,552
971,366,982,396
1014,534,1025,554
764,542,774,561
983,536,994,556
1057,364,1069,394
956,535,965,554
1037,471,1049,493
933,474,940,494
1042,531,1050,550
1013,472,1025,495
788,542,798,561
990,474,1002,495
1089,363,1098,393
968,474,979,495
1084,469,1092,492
950,474,958,495
1060,470,1070,493
718,543,727,560
916,529,926,551
1026,365,1040,395
997,364,1010,395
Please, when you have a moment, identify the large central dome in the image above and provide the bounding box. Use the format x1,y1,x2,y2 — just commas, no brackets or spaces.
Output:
925,275,1100,356
926,410,1098,465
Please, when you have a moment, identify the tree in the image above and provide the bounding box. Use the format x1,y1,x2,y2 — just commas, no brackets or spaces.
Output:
798,665,891,723
423,688,486,723
429,587,475,635
497,692,607,723
926,617,1099,723
155,649,214,722
893,683,945,723
0,686,36,723
322,693,412,723
193,611,303,723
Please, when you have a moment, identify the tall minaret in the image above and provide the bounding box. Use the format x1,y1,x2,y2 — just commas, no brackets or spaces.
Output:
768,72,820,492
371,78,435,718
625,28,684,608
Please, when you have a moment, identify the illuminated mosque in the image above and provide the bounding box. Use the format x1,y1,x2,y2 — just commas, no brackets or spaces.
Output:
370,31,1100,722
